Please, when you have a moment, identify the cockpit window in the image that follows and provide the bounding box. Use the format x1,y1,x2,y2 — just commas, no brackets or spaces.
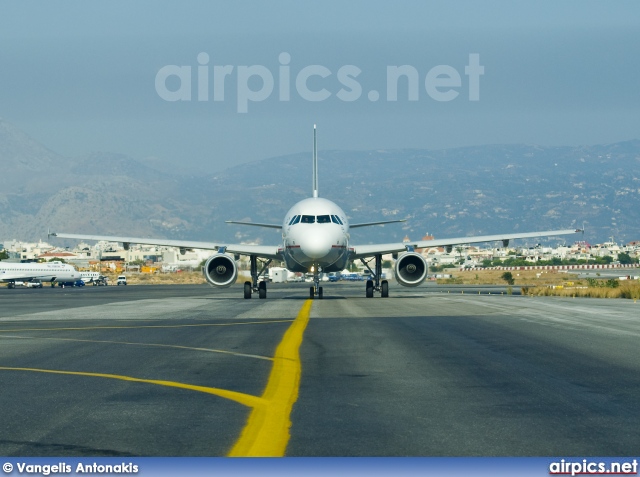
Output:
331,215,343,225
288,215,300,225
301,215,315,223
316,215,331,224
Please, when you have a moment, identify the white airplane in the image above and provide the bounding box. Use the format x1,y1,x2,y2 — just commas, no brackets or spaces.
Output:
0,261,80,289
80,271,100,283
50,126,581,299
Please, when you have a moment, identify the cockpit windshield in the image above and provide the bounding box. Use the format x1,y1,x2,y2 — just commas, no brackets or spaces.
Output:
290,214,342,225
288,215,300,225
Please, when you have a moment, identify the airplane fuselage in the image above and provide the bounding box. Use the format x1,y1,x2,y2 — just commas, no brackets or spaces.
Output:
0,262,79,285
281,197,350,273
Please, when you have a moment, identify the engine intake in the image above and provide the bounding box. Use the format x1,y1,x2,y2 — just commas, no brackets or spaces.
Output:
395,252,427,287
203,254,238,288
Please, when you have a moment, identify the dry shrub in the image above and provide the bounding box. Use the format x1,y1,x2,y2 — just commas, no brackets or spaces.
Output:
619,283,640,300
522,282,640,300
442,269,580,286
103,270,254,286
104,271,206,285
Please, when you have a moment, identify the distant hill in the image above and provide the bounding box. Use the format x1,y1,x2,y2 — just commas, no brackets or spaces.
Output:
0,118,639,246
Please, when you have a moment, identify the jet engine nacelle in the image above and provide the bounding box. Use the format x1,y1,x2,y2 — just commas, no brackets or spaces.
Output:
394,252,428,287
203,254,238,288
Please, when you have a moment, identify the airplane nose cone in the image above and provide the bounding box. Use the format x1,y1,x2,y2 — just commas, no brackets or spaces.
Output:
301,235,332,259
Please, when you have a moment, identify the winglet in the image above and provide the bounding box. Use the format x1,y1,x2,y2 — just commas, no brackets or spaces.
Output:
312,124,318,198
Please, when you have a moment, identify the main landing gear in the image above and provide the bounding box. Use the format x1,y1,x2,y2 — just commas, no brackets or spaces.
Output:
244,255,271,299
361,254,389,298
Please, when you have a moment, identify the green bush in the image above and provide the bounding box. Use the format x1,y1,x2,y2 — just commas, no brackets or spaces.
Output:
501,272,515,285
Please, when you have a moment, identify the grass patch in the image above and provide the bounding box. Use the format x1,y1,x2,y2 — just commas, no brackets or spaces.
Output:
522,282,640,300
442,268,640,300
438,269,580,286
102,271,207,285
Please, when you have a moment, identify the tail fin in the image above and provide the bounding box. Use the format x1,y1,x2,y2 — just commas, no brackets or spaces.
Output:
312,124,318,198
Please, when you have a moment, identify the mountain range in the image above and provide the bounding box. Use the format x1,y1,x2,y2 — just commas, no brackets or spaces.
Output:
1,118,639,248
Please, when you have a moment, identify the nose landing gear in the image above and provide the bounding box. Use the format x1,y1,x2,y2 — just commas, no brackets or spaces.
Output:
309,266,323,299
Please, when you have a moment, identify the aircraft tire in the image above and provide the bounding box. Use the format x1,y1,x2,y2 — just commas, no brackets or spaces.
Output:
258,281,267,299
244,281,252,299
318,286,323,299
381,280,389,298
309,286,315,299
365,280,374,298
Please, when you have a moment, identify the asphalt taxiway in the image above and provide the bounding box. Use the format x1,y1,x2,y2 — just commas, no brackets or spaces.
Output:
1,283,638,456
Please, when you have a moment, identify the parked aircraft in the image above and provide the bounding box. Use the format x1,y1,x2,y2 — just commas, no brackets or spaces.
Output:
51,126,580,299
0,261,80,289
80,271,100,283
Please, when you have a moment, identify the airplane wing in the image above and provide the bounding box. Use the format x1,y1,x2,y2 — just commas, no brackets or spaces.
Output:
224,221,282,229
350,228,582,259
49,232,282,261
350,219,407,229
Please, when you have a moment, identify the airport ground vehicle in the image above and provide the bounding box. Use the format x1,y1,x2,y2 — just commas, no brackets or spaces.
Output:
57,280,85,288
117,275,127,285
25,279,43,288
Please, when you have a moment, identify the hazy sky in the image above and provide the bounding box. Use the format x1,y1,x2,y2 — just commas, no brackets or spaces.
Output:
1,1,639,173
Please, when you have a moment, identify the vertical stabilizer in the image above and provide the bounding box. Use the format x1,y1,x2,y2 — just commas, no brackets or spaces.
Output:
313,124,318,198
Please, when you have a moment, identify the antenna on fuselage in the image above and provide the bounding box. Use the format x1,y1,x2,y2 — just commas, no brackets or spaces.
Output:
313,124,318,198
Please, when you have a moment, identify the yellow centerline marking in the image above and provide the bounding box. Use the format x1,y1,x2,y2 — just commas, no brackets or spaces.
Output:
0,320,293,333
0,366,263,408
228,299,312,457
0,299,313,457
